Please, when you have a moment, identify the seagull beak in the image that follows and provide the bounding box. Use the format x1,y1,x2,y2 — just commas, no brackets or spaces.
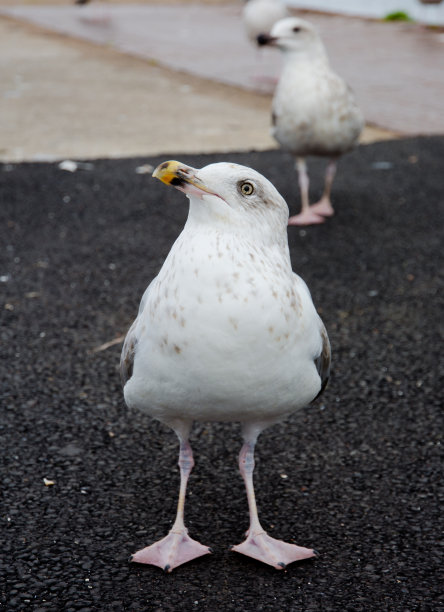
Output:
153,160,217,199
257,33,278,46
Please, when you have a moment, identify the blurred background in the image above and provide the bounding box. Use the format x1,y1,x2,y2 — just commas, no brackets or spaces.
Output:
1,0,443,162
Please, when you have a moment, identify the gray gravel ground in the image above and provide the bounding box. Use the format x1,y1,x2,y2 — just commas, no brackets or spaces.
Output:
1,137,443,611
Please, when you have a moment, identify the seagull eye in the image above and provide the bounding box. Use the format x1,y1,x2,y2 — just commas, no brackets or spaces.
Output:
293,27,301,33
240,181,255,196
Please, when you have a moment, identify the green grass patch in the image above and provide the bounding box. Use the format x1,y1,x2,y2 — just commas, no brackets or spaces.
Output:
384,11,414,21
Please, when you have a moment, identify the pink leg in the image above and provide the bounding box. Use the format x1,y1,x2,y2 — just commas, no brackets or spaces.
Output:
310,159,338,217
231,431,316,569
288,157,325,226
131,431,211,572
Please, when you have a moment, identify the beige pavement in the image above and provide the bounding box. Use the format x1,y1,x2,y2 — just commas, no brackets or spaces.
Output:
1,16,277,161
5,4,443,132
1,11,397,162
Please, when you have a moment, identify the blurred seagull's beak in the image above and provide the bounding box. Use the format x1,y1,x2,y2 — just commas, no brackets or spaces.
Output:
153,160,217,199
257,33,277,46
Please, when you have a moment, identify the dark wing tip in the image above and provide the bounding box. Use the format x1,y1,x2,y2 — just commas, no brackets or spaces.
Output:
120,323,137,387
312,324,331,403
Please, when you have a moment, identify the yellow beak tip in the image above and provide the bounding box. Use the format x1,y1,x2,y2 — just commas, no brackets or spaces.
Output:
152,160,182,184
151,160,214,197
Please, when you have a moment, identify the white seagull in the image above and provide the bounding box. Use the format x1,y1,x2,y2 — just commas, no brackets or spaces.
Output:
121,160,330,572
258,17,364,225
242,0,289,45
242,0,290,84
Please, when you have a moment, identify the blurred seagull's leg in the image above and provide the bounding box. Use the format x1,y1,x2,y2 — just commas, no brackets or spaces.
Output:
288,157,325,225
310,158,337,217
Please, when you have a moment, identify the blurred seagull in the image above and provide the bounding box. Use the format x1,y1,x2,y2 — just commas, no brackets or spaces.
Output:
258,17,364,225
242,0,289,45
75,0,111,26
121,160,330,572
242,0,290,84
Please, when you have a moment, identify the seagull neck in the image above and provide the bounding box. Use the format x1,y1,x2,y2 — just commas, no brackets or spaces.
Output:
181,215,290,264
281,44,329,69
187,197,231,227
186,200,284,242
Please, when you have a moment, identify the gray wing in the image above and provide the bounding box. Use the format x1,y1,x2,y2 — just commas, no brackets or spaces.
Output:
292,274,331,402
120,318,138,386
120,282,153,387
312,323,331,402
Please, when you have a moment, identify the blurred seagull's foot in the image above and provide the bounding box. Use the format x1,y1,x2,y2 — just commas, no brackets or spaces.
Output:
231,531,316,569
288,209,325,226
310,197,335,217
131,529,211,572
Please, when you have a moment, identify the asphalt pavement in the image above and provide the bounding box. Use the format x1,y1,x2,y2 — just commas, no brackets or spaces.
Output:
1,136,443,610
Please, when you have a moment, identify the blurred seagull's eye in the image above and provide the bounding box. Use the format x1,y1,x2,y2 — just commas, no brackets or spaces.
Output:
240,181,255,196
293,27,301,33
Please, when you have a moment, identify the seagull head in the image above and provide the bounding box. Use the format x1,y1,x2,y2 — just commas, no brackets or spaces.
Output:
257,17,325,58
153,160,289,239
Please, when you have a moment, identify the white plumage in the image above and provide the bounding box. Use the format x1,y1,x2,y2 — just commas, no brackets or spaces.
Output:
121,160,330,571
259,17,364,225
